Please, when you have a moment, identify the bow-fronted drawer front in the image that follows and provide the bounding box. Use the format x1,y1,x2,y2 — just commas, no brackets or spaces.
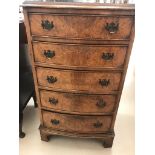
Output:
42,110,112,133
33,42,127,68
40,90,117,114
29,14,133,40
36,67,121,93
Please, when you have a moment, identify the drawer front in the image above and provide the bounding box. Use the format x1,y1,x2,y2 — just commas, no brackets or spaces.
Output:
33,42,127,68
40,90,117,114
42,111,112,133
36,67,121,93
29,14,133,40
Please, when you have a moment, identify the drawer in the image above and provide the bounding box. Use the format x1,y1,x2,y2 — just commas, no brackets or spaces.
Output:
40,90,116,114
42,110,112,133
36,67,121,93
29,14,133,40
33,42,127,68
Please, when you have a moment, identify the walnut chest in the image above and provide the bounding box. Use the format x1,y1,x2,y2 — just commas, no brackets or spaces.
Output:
22,0,135,148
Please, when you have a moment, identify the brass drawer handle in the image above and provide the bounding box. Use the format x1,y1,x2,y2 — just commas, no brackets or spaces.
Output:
51,119,60,125
102,53,114,60
47,76,57,84
99,79,110,87
41,20,54,30
105,22,119,34
96,99,106,108
44,50,55,59
49,97,58,105
94,121,103,128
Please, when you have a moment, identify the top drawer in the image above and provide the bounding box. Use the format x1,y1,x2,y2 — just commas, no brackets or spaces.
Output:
29,14,133,40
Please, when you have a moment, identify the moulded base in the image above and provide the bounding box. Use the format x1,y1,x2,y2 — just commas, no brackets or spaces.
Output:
39,125,115,148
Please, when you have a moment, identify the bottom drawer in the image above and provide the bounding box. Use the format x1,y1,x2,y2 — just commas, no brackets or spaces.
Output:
42,111,112,133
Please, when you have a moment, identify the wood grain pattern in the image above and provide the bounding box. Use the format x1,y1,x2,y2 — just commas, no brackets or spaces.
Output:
36,67,122,93
23,2,135,147
42,110,112,133
40,90,117,114
33,42,127,68
39,124,114,138
29,14,133,40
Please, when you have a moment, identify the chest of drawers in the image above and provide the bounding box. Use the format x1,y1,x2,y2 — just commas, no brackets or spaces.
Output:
22,0,135,148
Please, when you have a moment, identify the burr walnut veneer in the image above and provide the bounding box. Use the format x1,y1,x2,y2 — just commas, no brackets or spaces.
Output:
22,0,135,148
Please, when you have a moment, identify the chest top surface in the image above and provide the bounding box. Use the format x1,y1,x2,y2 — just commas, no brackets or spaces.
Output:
22,0,135,10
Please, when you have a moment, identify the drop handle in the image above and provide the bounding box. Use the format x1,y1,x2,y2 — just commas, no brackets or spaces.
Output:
51,119,60,125
93,121,103,128
49,97,58,105
47,76,57,84
41,20,54,30
102,53,114,60
43,50,55,59
96,99,106,108
99,79,110,87
105,22,119,34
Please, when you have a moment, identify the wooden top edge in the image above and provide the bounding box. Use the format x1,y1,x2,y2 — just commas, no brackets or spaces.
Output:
21,2,135,10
